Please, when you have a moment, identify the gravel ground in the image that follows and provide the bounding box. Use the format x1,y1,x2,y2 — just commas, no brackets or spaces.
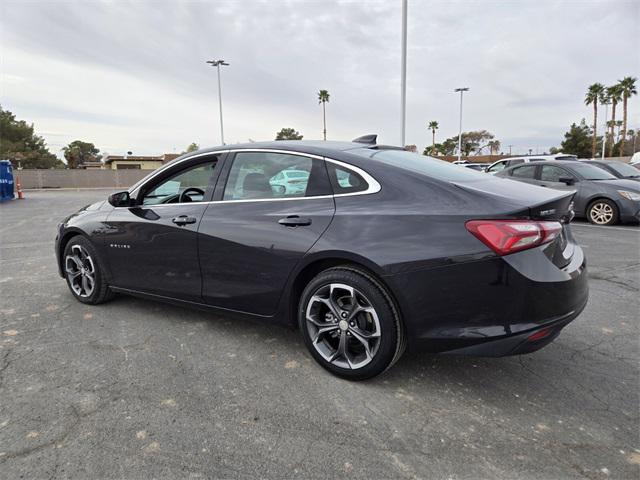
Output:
0,190,638,479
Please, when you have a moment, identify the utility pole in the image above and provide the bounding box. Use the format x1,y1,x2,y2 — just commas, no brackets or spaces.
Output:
508,145,513,156
206,59,229,145
455,87,469,162
400,0,408,147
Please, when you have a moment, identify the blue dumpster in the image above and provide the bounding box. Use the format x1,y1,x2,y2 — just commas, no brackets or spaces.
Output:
0,160,15,201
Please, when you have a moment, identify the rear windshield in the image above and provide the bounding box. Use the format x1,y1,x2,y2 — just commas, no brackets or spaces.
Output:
569,163,617,180
605,162,640,178
351,149,486,182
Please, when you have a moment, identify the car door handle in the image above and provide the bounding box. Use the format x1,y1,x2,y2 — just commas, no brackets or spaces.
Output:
278,215,312,227
172,215,197,226
539,184,547,187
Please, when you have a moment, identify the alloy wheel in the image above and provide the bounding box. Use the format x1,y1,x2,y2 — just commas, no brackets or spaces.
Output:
589,202,614,225
65,244,96,298
305,283,381,369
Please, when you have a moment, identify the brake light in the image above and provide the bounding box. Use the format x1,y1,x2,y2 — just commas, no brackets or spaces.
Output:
465,220,562,256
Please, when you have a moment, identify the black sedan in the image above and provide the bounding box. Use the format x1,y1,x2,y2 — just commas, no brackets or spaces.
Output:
496,160,640,226
55,139,588,380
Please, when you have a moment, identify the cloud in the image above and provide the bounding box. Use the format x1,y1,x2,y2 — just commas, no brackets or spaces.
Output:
1,0,638,157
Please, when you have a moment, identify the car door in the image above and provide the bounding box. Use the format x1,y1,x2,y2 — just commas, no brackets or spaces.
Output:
198,150,335,316
104,153,223,302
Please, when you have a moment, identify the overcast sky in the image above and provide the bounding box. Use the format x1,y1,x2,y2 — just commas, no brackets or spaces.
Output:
1,0,638,158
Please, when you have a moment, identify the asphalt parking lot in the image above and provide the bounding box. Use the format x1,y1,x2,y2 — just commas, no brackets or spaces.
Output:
1,190,638,479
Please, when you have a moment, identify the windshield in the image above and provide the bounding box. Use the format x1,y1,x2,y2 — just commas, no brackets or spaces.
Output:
352,149,487,182
569,163,617,180
606,162,640,178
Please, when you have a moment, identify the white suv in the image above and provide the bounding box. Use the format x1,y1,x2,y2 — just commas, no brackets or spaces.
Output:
486,153,578,174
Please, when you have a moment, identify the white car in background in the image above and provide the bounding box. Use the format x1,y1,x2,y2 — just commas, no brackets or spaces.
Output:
486,153,578,174
269,169,310,195
630,152,640,167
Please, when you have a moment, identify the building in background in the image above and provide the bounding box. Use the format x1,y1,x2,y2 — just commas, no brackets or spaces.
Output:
103,153,180,170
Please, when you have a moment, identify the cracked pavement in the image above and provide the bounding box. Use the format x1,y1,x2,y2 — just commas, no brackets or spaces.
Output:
0,190,638,479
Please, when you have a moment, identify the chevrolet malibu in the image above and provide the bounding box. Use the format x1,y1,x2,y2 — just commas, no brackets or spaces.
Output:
55,138,588,380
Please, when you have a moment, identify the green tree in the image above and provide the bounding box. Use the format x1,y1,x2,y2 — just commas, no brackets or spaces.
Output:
617,76,637,156
427,121,439,154
487,140,501,155
558,119,602,158
0,106,63,169
318,90,330,140
61,140,101,169
186,142,199,153
275,128,303,141
605,84,623,157
584,83,605,158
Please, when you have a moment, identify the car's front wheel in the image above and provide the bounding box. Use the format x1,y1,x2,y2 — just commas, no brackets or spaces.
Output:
63,236,113,304
587,198,618,226
298,266,405,380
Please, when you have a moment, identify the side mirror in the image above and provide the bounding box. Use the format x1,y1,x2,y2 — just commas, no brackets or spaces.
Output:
108,191,132,207
558,177,576,186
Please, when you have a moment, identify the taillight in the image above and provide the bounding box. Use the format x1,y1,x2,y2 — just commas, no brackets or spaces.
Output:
465,220,562,256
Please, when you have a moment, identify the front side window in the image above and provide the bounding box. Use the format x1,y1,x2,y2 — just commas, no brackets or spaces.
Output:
487,161,507,173
223,152,330,200
510,165,537,179
142,161,217,205
540,165,571,183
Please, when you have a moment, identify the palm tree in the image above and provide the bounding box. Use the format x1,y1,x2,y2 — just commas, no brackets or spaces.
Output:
584,83,605,158
488,140,501,155
318,90,330,140
617,77,637,156
428,121,439,154
606,85,623,157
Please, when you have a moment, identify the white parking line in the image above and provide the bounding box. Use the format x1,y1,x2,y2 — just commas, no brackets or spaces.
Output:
571,223,640,233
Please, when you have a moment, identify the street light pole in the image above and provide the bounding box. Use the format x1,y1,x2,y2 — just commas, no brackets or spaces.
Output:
206,59,229,145
400,0,408,147
455,87,469,162
601,102,609,160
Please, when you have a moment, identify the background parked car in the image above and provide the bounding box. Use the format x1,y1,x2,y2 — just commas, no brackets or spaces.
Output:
585,160,640,181
486,153,578,174
496,160,640,225
269,169,310,195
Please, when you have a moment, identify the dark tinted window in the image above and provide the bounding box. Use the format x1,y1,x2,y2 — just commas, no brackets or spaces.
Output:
507,159,525,166
540,165,571,182
510,165,537,178
327,163,368,194
223,152,330,200
605,162,640,178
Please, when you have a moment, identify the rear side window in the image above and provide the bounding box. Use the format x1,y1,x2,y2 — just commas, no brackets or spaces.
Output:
510,165,537,178
222,152,331,200
327,163,368,194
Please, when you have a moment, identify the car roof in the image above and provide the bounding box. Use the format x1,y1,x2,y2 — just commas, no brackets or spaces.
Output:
186,140,374,157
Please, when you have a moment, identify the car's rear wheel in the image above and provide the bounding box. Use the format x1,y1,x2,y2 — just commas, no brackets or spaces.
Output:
63,236,113,304
298,266,405,380
587,199,618,226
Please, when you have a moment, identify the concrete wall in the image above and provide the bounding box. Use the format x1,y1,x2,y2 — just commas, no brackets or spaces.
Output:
14,169,150,190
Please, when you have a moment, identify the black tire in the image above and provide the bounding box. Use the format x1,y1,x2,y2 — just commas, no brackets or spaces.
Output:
63,236,114,305
587,198,619,226
298,266,406,380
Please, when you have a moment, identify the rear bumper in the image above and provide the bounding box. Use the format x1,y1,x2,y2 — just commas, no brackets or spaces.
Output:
385,241,589,356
